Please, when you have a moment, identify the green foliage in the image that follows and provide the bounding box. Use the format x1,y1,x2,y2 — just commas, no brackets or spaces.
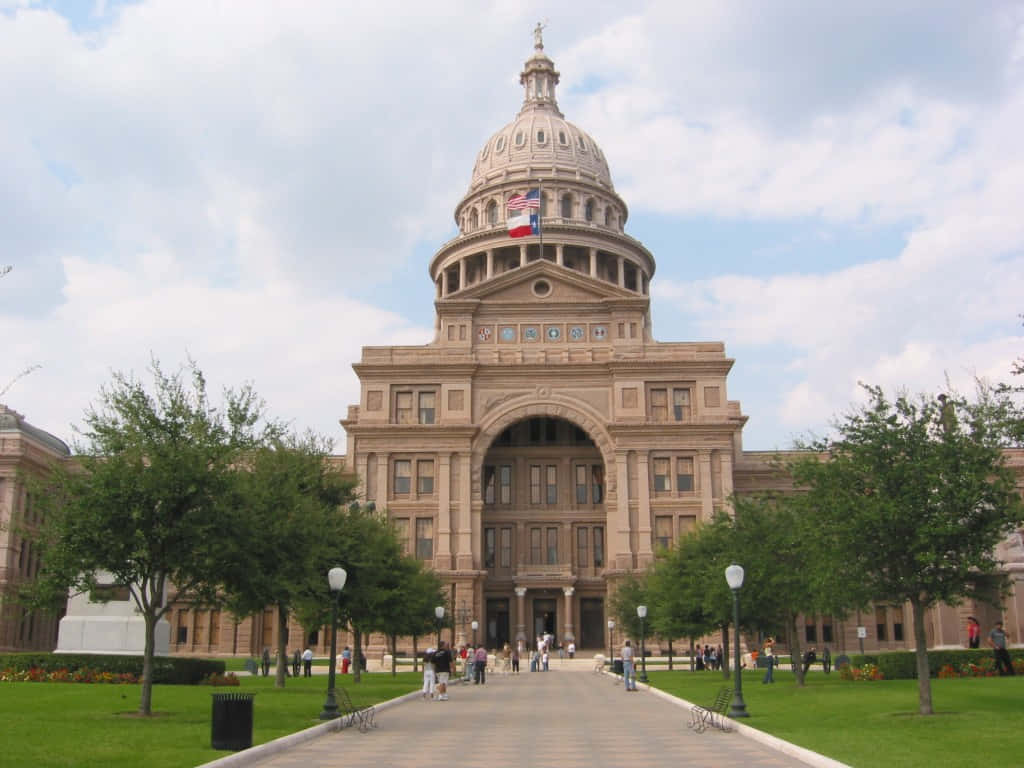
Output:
0,653,224,684
846,649,1024,680
608,572,649,641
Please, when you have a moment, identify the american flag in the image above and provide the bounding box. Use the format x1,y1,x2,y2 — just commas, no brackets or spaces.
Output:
507,189,541,210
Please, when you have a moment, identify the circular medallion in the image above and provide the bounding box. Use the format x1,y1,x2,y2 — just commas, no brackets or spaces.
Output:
500,327,516,342
478,326,492,342
593,326,607,340
524,326,539,341
546,326,562,341
569,325,585,341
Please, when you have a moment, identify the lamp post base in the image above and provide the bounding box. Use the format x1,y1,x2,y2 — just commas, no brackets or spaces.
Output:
320,697,341,721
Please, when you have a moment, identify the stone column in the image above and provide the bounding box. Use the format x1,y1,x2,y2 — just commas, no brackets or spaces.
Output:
486,249,494,279
519,244,527,266
589,247,597,277
458,257,466,291
515,587,527,645
376,456,389,510
614,450,632,570
719,450,734,515
636,453,653,561
356,453,370,504
456,453,473,570
617,255,625,288
437,454,452,566
556,244,564,266
562,587,575,644
698,450,713,521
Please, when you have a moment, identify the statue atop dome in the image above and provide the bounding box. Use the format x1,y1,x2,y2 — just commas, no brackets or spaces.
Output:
533,21,545,51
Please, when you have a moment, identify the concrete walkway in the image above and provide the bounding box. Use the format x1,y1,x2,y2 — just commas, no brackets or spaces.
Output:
250,670,815,768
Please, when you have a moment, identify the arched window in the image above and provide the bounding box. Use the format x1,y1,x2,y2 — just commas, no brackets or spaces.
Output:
561,194,573,219
496,136,505,153
559,131,568,146
515,131,524,146
487,201,498,226
470,208,479,231
604,207,612,227
584,199,594,222
537,129,545,144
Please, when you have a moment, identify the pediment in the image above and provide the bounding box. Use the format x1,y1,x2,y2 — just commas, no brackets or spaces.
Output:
451,261,637,305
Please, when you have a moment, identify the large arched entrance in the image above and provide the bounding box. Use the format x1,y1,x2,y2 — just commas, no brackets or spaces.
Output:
472,405,613,651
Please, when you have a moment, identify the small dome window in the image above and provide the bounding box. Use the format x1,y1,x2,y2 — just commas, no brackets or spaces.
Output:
576,135,585,150
560,193,573,219
496,136,505,153
537,129,546,144
487,201,498,226
515,131,524,146
558,131,568,145
532,279,552,298
481,144,489,159
585,199,594,222
604,207,612,227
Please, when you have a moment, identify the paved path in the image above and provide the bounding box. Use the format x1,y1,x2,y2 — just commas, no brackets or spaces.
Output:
251,670,810,768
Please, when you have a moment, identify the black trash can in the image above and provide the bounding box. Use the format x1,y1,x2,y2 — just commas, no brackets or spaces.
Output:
612,659,624,674
211,692,255,751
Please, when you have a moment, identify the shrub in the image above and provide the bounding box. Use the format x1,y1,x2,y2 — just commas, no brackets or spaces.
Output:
0,653,224,685
199,672,240,687
839,662,884,681
843,649,1024,679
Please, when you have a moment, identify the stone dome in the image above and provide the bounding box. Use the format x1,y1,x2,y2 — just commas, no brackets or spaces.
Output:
468,42,614,193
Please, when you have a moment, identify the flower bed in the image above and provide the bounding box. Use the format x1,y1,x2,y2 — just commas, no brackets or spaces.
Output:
199,672,240,687
938,657,1024,678
839,662,884,681
1,666,138,684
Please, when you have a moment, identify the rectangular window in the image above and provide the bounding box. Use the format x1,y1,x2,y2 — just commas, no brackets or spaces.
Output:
417,459,434,494
822,622,834,643
592,466,603,503
805,623,817,642
546,527,558,564
418,392,435,424
875,606,887,641
676,457,694,492
415,517,434,560
395,392,413,424
653,458,670,492
484,466,496,504
530,527,542,563
546,465,558,504
394,460,411,495
650,388,668,422
892,608,904,641
499,465,512,504
393,518,410,554
530,465,542,504
575,465,587,504
654,516,673,550
673,388,691,421
593,527,604,568
484,528,496,569
577,527,589,567
500,527,512,568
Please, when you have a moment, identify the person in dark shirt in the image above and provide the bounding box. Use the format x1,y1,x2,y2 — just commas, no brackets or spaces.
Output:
433,641,453,700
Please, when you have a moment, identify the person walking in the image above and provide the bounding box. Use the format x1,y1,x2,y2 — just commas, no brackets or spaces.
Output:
433,641,452,700
341,646,351,674
988,621,1015,676
761,637,775,683
422,646,437,700
567,641,576,659
474,644,488,685
292,649,301,678
542,646,550,671
261,647,271,677
511,645,520,674
622,639,636,691
302,647,313,677
967,616,981,649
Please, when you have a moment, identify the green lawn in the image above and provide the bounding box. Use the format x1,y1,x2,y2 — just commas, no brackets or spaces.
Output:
0,672,420,768
647,668,1024,768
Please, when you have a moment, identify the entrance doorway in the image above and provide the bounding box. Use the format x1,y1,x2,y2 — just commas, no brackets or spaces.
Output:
486,598,510,648
580,598,604,649
533,598,557,643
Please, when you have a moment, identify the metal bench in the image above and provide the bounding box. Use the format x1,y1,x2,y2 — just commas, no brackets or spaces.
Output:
688,686,733,734
337,688,376,733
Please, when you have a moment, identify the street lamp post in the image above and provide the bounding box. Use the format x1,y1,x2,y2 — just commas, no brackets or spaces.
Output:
725,564,749,718
471,620,479,648
637,605,648,683
434,606,445,646
607,619,615,665
319,566,347,720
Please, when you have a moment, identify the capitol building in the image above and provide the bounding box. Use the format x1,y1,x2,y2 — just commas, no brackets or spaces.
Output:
2,33,1021,658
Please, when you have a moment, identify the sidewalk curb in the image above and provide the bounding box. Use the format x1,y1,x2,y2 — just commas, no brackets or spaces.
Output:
194,688,423,768
603,671,852,768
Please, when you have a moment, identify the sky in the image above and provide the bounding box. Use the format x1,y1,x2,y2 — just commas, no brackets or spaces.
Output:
2,0,1023,454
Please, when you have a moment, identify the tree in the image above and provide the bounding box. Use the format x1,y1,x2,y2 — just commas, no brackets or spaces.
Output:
792,384,1024,714
219,432,357,688
372,552,445,675
22,360,272,715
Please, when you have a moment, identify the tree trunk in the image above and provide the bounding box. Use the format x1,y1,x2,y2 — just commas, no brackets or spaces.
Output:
139,611,156,716
668,638,673,671
412,635,419,673
787,615,805,687
353,627,362,683
275,603,288,688
911,599,933,715
689,637,695,672
391,633,398,676
721,624,730,680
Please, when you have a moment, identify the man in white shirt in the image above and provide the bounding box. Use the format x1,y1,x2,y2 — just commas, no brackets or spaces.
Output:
622,640,636,691
301,647,313,677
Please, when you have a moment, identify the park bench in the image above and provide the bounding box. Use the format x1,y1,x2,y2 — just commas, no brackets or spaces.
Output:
337,688,376,733
688,686,733,734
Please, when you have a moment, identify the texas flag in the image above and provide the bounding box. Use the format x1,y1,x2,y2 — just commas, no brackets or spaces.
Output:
508,210,539,238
